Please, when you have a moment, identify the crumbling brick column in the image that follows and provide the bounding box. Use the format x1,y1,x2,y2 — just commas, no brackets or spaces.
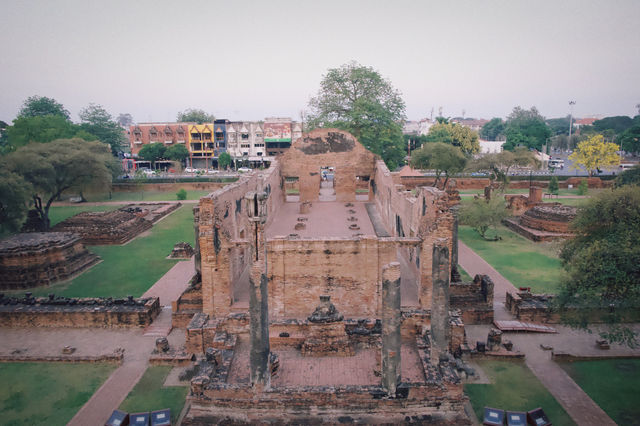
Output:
431,239,450,359
382,262,401,397
450,206,461,282
249,260,270,389
193,206,201,277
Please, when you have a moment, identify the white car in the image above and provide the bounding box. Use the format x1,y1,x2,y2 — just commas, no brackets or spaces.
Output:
184,167,196,173
206,169,220,174
237,167,252,173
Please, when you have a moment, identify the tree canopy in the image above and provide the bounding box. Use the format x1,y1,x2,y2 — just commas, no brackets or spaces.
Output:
466,147,538,191
503,106,552,151
410,142,466,188
546,116,572,136
138,143,166,167
569,134,619,176
177,108,215,124
218,151,232,170
460,197,510,241
0,169,32,234
558,185,640,346
3,115,91,151
423,122,479,154
480,118,505,140
78,104,126,154
164,144,189,162
592,116,635,135
306,61,407,170
116,113,133,127
18,95,70,120
5,139,118,230
618,125,640,154
615,165,640,188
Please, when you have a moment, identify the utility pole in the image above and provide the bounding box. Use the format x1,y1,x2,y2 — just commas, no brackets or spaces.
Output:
568,101,576,149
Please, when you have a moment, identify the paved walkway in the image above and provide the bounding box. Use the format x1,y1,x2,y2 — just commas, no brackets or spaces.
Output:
459,240,618,425
65,258,195,425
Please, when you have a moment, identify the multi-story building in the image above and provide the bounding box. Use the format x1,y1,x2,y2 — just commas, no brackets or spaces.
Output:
129,123,189,156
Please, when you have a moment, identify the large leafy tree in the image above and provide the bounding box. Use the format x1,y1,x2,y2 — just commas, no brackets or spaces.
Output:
79,104,126,154
306,61,407,170
503,106,552,151
558,185,640,346
218,151,231,170
546,116,572,136
410,142,467,188
480,118,506,140
466,147,538,191
460,197,509,241
138,143,167,168
0,168,32,234
592,116,634,135
569,134,619,176
618,125,640,154
424,122,479,154
6,139,118,230
177,108,215,124
18,95,70,119
165,144,189,163
4,115,87,151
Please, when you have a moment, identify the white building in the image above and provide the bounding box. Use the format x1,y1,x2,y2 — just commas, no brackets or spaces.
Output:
479,139,504,154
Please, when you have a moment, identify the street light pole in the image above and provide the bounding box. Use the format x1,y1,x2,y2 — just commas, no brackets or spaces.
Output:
568,101,576,150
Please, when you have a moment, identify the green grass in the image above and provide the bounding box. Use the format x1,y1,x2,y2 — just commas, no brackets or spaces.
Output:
458,264,472,281
0,362,116,426
20,205,195,298
465,360,575,425
559,359,640,425
459,224,563,293
119,366,188,424
85,190,212,202
48,204,126,227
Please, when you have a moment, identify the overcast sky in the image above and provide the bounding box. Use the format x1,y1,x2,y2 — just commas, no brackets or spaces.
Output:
1,0,638,123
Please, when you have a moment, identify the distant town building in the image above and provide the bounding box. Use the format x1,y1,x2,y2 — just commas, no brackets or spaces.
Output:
478,140,504,153
574,117,597,128
450,118,489,132
403,118,434,136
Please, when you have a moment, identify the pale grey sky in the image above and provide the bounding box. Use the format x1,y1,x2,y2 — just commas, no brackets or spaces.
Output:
1,0,638,123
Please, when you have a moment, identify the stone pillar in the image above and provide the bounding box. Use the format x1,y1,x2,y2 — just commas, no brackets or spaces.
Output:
249,261,270,389
431,240,450,359
381,262,401,397
450,206,461,282
193,205,201,277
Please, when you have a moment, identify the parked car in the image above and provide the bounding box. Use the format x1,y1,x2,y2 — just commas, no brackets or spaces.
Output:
237,167,252,173
207,169,220,174
184,167,196,173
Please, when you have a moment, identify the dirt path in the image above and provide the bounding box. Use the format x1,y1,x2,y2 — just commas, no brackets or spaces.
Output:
459,240,618,425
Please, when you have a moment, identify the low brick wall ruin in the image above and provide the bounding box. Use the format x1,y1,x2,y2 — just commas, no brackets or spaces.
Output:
112,181,230,193
0,294,160,328
450,275,494,324
0,232,100,290
172,280,203,328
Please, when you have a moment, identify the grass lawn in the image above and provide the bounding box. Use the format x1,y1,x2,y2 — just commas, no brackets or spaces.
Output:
0,362,116,426
48,204,126,227
558,359,640,425
459,224,563,293
85,189,212,202
119,366,188,424
458,264,472,281
20,205,195,298
465,360,574,426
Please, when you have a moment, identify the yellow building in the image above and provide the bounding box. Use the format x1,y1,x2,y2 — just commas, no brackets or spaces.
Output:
188,124,214,168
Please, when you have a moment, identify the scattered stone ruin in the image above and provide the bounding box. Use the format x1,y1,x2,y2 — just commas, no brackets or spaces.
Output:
52,203,180,245
0,293,160,328
175,129,483,424
450,274,495,324
505,186,543,216
504,203,577,242
0,232,99,290
169,242,195,259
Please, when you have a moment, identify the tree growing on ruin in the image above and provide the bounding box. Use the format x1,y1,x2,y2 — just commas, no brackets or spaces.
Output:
6,139,118,230
410,142,467,189
569,134,619,176
460,197,509,241
177,108,215,124
306,61,406,170
557,185,640,346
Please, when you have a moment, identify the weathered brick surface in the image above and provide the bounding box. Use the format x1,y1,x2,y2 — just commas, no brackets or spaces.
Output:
0,296,160,328
450,275,494,325
0,232,99,290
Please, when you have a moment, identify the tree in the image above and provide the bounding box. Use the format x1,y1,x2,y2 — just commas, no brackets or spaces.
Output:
0,168,32,234
177,108,214,124
548,176,559,195
410,142,467,188
557,186,640,346
6,139,118,230
218,151,231,170
116,113,133,127
480,118,506,140
618,125,640,154
79,104,125,154
615,165,640,188
422,122,480,154
165,144,189,163
460,197,510,241
306,61,407,170
138,143,166,168
3,115,86,151
592,116,634,135
18,95,70,119
503,106,552,151
546,116,572,136
466,147,538,191
569,134,619,176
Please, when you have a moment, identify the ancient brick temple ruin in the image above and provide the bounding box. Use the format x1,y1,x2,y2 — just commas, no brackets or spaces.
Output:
177,129,479,424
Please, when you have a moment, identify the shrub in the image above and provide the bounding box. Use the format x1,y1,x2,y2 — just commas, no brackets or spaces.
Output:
577,178,588,195
548,176,559,195
176,189,187,200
